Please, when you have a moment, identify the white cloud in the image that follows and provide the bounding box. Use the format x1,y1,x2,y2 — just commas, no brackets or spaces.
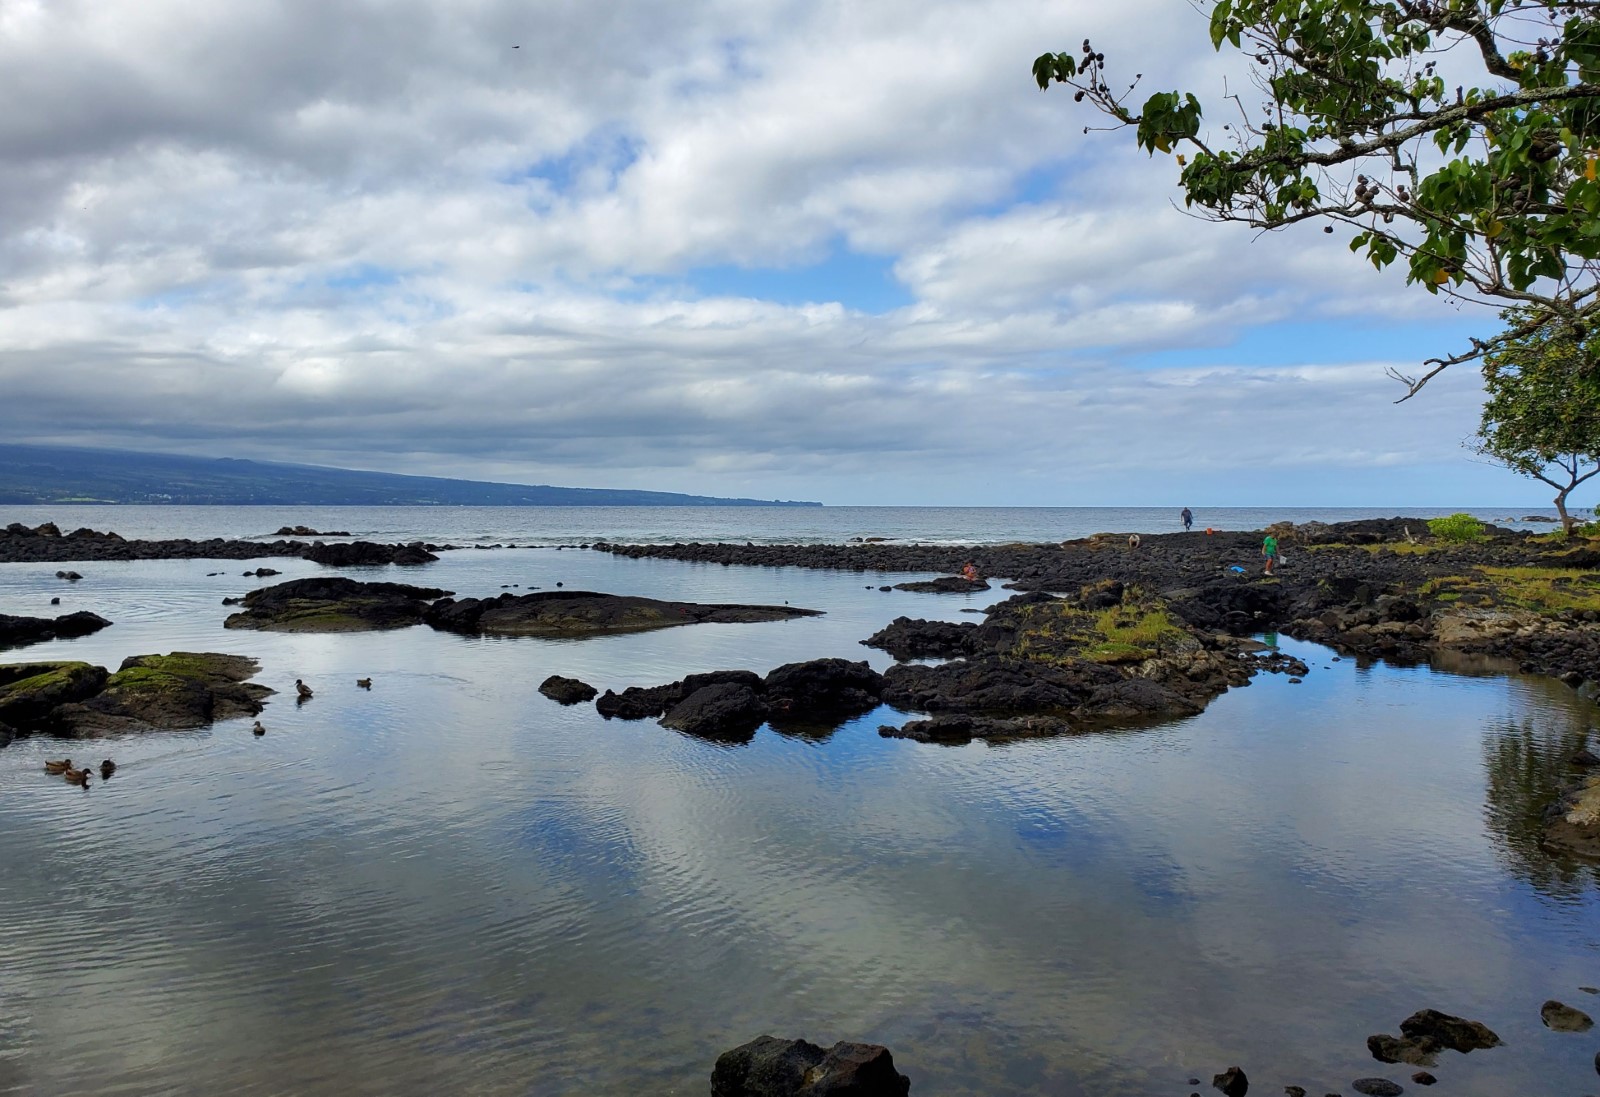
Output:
0,0,1529,505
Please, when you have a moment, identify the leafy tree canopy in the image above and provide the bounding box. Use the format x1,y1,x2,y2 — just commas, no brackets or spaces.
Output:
1034,1,1600,398
1473,307,1600,528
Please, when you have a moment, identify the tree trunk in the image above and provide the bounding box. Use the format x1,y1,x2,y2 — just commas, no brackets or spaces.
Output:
1555,487,1575,535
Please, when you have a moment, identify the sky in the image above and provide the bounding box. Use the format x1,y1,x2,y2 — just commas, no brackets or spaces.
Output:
0,0,1560,507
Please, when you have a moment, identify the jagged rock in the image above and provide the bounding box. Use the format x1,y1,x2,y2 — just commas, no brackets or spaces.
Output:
762,658,883,719
710,1035,910,1097
1351,1080,1402,1096
1212,1065,1248,1096
225,577,451,632
274,526,350,537
538,675,598,705
861,617,976,660
302,540,437,566
660,683,768,741
55,570,82,581
597,671,766,721
1541,1000,1594,1032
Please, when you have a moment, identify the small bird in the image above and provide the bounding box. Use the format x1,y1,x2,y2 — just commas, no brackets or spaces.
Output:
62,767,91,788
43,758,72,774
99,759,116,780
356,677,372,689
295,679,314,700
252,720,266,736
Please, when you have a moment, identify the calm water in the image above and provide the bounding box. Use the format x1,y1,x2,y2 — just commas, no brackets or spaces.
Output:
1,509,1597,1096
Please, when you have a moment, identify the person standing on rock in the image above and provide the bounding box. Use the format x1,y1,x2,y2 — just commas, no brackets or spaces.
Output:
1261,532,1279,575
1181,507,1193,532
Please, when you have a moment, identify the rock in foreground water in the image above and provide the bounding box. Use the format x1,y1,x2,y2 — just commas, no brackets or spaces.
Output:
710,1035,910,1097
0,653,271,740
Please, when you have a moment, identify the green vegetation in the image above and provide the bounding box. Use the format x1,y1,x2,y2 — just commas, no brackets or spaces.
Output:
1034,1,1600,398
1304,541,1439,555
1422,566,1600,614
1428,513,1486,543
1473,312,1600,533
1010,588,1192,666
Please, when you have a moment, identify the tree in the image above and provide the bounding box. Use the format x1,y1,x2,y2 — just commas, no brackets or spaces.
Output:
1473,308,1600,531
1033,1,1600,398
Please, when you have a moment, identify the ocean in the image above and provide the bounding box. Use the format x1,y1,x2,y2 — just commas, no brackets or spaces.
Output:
0,503,1567,547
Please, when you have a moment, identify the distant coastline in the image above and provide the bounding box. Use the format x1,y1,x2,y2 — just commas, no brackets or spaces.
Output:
0,444,822,508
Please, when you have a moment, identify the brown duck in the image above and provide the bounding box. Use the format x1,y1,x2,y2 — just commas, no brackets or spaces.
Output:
62,767,91,788
356,678,372,689
43,758,72,775
99,759,116,780
295,679,314,700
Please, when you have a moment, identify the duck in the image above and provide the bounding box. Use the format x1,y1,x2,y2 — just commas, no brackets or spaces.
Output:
99,759,116,780
252,720,266,736
62,767,91,787
356,678,372,689
43,758,72,774
295,679,314,700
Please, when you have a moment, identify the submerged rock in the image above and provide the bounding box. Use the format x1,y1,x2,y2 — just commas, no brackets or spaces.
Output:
1351,1080,1402,1097
1540,999,1594,1032
710,1035,910,1097
225,576,452,632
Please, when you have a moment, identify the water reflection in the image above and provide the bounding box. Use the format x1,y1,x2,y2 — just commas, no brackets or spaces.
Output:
1482,714,1600,898
3,555,1600,1094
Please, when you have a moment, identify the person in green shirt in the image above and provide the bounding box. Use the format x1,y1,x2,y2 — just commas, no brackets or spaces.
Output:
1262,533,1279,574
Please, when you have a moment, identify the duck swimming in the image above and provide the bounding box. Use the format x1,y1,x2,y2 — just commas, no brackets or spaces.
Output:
295,679,313,700
99,759,116,780
62,767,91,788
43,758,72,774
252,720,266,736
356,678,372,689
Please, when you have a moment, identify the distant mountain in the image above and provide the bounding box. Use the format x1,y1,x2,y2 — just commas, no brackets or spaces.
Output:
0,445,823,507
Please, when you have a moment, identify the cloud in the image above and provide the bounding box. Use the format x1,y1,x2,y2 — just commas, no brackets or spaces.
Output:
0,0,1534,505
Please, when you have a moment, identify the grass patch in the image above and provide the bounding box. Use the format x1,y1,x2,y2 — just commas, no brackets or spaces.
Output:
1304,542,1439,555
1478,566,1600,614
1008,594,1190,665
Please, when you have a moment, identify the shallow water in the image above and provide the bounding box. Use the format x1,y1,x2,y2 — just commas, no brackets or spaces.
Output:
1,531,1598,1095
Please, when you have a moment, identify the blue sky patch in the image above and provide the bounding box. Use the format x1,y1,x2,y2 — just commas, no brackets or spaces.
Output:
684,246,913,313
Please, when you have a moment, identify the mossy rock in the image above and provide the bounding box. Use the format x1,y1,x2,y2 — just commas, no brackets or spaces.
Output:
51,652,272,736
0,662,109,727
